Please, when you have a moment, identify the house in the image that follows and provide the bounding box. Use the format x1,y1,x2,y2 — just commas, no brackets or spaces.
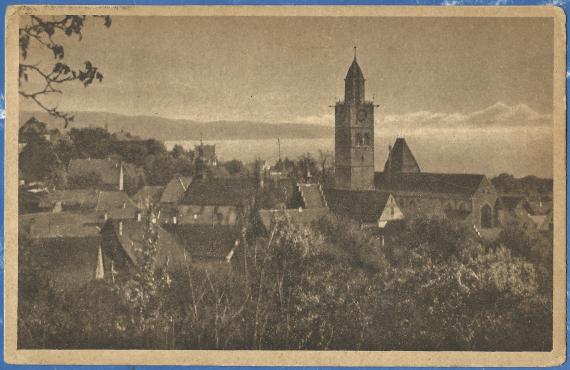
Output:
160,175,192,204
19,211,105,289
132,185,165,209
100,219,189,280
38,189,140,220
325,189,404,229
494,195,533,225
172,177,257,262
258,181,330,233
67,158,124,191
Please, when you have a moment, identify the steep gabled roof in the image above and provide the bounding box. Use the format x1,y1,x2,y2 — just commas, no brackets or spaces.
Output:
325,189,393,224
298,183,328,209
105,219,189,272
383,138,421,174
172,224,238,260
183,177,257,207
160,176,192,203
375,172,487,197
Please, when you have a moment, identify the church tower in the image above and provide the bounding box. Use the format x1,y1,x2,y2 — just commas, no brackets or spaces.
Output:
334,50,375,190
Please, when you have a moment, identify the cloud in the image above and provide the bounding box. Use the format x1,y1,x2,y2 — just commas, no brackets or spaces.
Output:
380,102,551,131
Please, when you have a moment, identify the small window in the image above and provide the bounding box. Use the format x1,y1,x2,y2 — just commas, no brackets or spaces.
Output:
363,133,371,145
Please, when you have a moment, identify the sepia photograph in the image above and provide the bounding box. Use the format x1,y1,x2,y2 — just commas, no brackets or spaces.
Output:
4,5,566,366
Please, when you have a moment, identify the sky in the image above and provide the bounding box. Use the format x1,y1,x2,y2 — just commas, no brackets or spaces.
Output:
21,15,554,121
20,15,555,176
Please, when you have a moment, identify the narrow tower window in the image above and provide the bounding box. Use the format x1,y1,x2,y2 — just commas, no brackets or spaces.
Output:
356,133,363,146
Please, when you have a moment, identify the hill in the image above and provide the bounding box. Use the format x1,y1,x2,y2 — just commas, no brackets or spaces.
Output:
19,111,332,141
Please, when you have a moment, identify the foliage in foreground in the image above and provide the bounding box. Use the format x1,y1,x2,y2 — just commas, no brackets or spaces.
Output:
18,215,552,351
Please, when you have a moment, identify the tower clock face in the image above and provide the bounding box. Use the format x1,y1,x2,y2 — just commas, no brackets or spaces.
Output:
357,108,367,122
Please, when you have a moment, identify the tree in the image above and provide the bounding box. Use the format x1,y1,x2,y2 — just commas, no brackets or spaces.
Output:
19,15,111,128
19,136,61,183
171,144,187,159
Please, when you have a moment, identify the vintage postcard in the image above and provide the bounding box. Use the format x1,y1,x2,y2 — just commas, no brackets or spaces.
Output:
4,5,566,367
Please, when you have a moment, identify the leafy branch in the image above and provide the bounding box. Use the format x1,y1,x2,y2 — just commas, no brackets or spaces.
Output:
19,15,111,128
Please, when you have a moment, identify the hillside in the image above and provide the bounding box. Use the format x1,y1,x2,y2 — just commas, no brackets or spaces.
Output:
19,111,332,141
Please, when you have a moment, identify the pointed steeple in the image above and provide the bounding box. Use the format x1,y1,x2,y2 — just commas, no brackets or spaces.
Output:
384,138,421,175
345,47,365,105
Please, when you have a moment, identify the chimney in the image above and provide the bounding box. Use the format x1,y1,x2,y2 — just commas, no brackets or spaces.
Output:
119,162,124,191
118,221,123,236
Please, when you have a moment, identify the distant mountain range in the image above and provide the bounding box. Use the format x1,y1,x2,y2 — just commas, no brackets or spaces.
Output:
19,111,333,141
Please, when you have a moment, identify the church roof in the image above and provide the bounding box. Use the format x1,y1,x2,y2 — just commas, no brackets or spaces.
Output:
374,172,487,197
346,57,364,81
384,138,421,174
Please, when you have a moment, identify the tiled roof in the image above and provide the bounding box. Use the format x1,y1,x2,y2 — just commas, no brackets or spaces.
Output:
68,158,121,186
183,177,257,207
22,211,104,239
298,183,327,209
384,138,421,174
160,176,192,204
39,190,139,219
374,172,486,197
171,224,239,260
325,189,392,224
107,219,189,272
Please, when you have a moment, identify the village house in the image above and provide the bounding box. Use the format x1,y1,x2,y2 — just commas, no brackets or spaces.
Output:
258,181,330,232
495,195,534,225
100,218,189,281
171,176,257,265
19,211,104,289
